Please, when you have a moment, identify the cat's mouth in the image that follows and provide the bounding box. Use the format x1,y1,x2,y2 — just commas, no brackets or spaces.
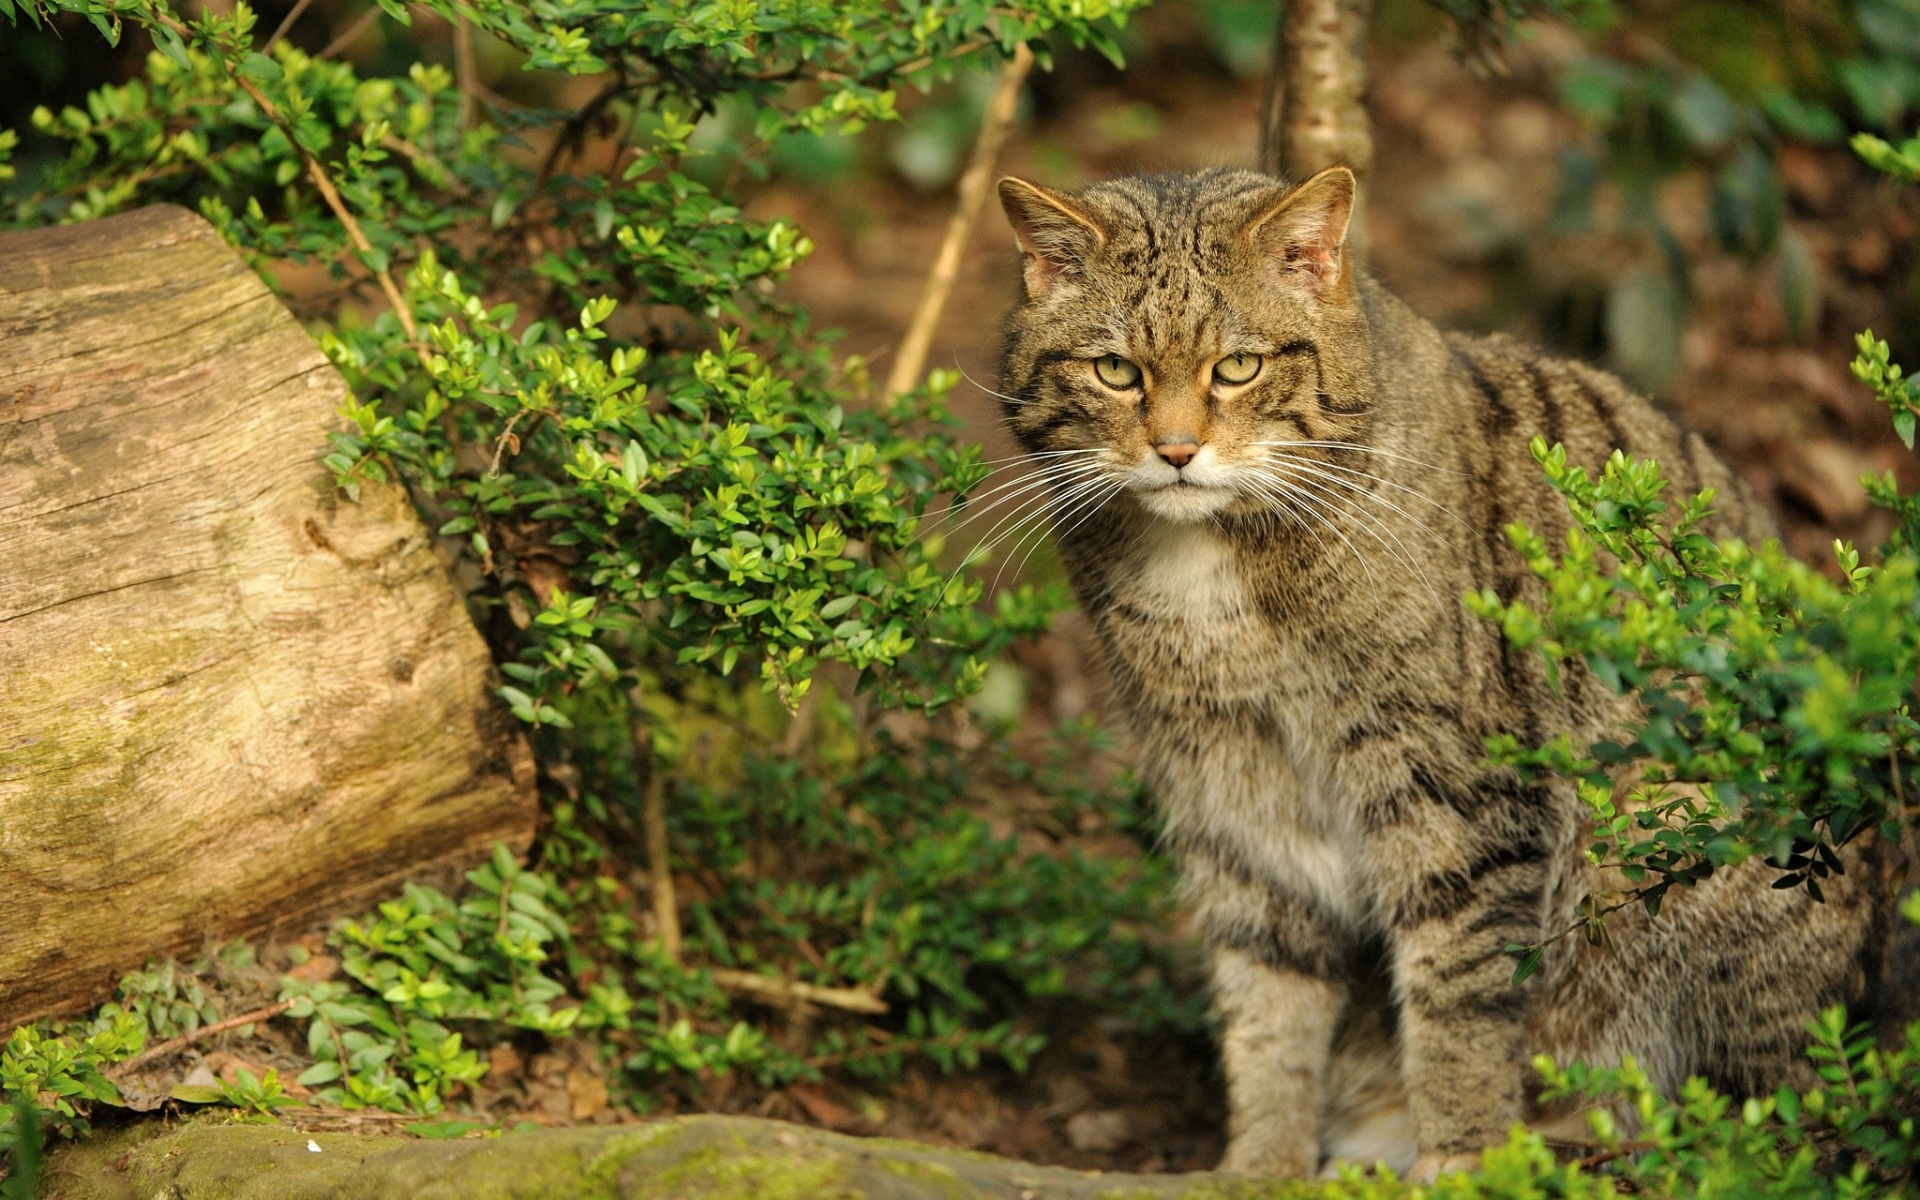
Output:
1129,449,1239,521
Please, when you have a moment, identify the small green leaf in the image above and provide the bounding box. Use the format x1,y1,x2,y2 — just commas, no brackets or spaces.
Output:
240,52,283,81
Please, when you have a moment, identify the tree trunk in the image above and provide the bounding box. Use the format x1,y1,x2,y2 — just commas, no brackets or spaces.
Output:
0,205,537,1029
1260,0,1374,233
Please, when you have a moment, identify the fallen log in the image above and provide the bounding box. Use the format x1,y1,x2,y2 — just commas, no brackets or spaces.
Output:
0,205,537,1028
51,1114,1306,1200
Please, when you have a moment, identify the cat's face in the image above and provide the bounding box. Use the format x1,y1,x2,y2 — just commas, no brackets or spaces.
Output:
996,167,1371,526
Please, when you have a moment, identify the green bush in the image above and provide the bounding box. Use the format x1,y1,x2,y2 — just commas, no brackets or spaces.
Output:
1471,144,1920,963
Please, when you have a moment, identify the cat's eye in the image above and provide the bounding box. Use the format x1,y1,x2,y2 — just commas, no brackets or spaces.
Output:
1093,355,1142,389
1213,353,1263,386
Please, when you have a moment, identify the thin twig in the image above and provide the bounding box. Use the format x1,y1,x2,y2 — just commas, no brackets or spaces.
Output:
709,969,887,1015
534,76,629,191
319,6,383,60
264,0,319,51
223,69,422,346
380,134,457,189
453,19,477,130
882,41,1032,401
110,1000,296,1075
1572,1139,1656,1170
488,408,537,475
636,718,681,962
299,155,420,343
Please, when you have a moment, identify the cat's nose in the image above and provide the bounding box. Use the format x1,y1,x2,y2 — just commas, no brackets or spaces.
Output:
1155,435,1200,468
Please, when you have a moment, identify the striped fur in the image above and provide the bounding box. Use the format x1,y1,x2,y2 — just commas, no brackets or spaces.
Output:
993,167,1897,1180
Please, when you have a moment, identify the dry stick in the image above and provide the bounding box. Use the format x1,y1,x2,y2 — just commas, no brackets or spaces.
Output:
642,773,680,961
300,155,421,344
1572,1139,1657,1170
226,71,422,345
881,41,1033,401
319,6,383,60
636,719,682,962
264,0,319,51
453,19,477,130
708,969,888,1015
110,999,296,1075
126,11,420,350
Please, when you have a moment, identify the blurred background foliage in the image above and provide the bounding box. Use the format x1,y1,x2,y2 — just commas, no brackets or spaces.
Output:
1,0,1918,1176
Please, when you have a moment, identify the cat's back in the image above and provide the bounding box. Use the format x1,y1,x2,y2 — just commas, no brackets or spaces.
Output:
1422,317,1774,545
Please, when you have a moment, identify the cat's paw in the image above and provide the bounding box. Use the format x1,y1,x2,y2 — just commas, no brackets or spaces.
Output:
1218,1136,1318,1179
1407,1152,1481,1184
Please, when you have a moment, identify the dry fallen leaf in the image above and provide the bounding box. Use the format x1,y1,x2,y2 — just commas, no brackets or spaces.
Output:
286,954,340,984
566,1066,609,1121
787,1083,855,1129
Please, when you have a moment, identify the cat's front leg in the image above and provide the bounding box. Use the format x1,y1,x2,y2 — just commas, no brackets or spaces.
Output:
1382,837,1549,1181
1213,944,1347,1176
1188,841,1350,1177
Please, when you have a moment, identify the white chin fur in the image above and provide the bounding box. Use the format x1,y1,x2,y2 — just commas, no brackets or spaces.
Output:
1136,484,1236,521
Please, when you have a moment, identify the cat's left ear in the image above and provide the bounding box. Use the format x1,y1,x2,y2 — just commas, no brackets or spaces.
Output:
1244,166,1355,293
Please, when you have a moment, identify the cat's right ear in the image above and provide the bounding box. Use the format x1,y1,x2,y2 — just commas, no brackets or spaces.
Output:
997,177,1105,299
1244,166,1356,294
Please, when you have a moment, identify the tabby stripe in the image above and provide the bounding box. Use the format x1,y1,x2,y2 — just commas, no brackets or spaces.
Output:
1524,360,1565,449
1568,365,1629,454
1339,698,1462,751
1111,190,1156,255
1397,844,1549,928
1016,404,1080,448
1431,942,1515,984
1405,981,1531,1021
1451,346,1516,436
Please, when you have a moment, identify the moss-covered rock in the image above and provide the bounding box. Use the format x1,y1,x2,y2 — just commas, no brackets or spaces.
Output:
44,1115,1331,1200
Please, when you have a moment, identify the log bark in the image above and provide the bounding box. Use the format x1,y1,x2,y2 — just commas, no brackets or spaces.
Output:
0,205,537,1029
51,1115,1305,1199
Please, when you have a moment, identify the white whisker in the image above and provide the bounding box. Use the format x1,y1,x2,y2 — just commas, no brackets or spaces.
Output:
1237,474,1339,566
1251,464,1439,599
1262,453,1454,541
1241,470,1380,586
941,471,1115,601
1251,439,1471,477
1264,451,1464,524
956,363,1034,408
997,478,1125,591
915,459,1110,541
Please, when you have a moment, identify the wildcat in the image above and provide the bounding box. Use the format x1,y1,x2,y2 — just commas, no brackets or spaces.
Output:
992,165,1898,1181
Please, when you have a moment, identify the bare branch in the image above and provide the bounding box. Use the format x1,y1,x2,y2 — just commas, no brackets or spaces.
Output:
319,6,383,61
883,42,1033,401
454,19,477,130
709,968,888,1015
264,0,319,52
109,999,296,1075
636,717,681,961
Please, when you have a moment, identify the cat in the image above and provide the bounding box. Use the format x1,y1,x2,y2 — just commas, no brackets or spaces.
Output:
991,165,1899,1181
